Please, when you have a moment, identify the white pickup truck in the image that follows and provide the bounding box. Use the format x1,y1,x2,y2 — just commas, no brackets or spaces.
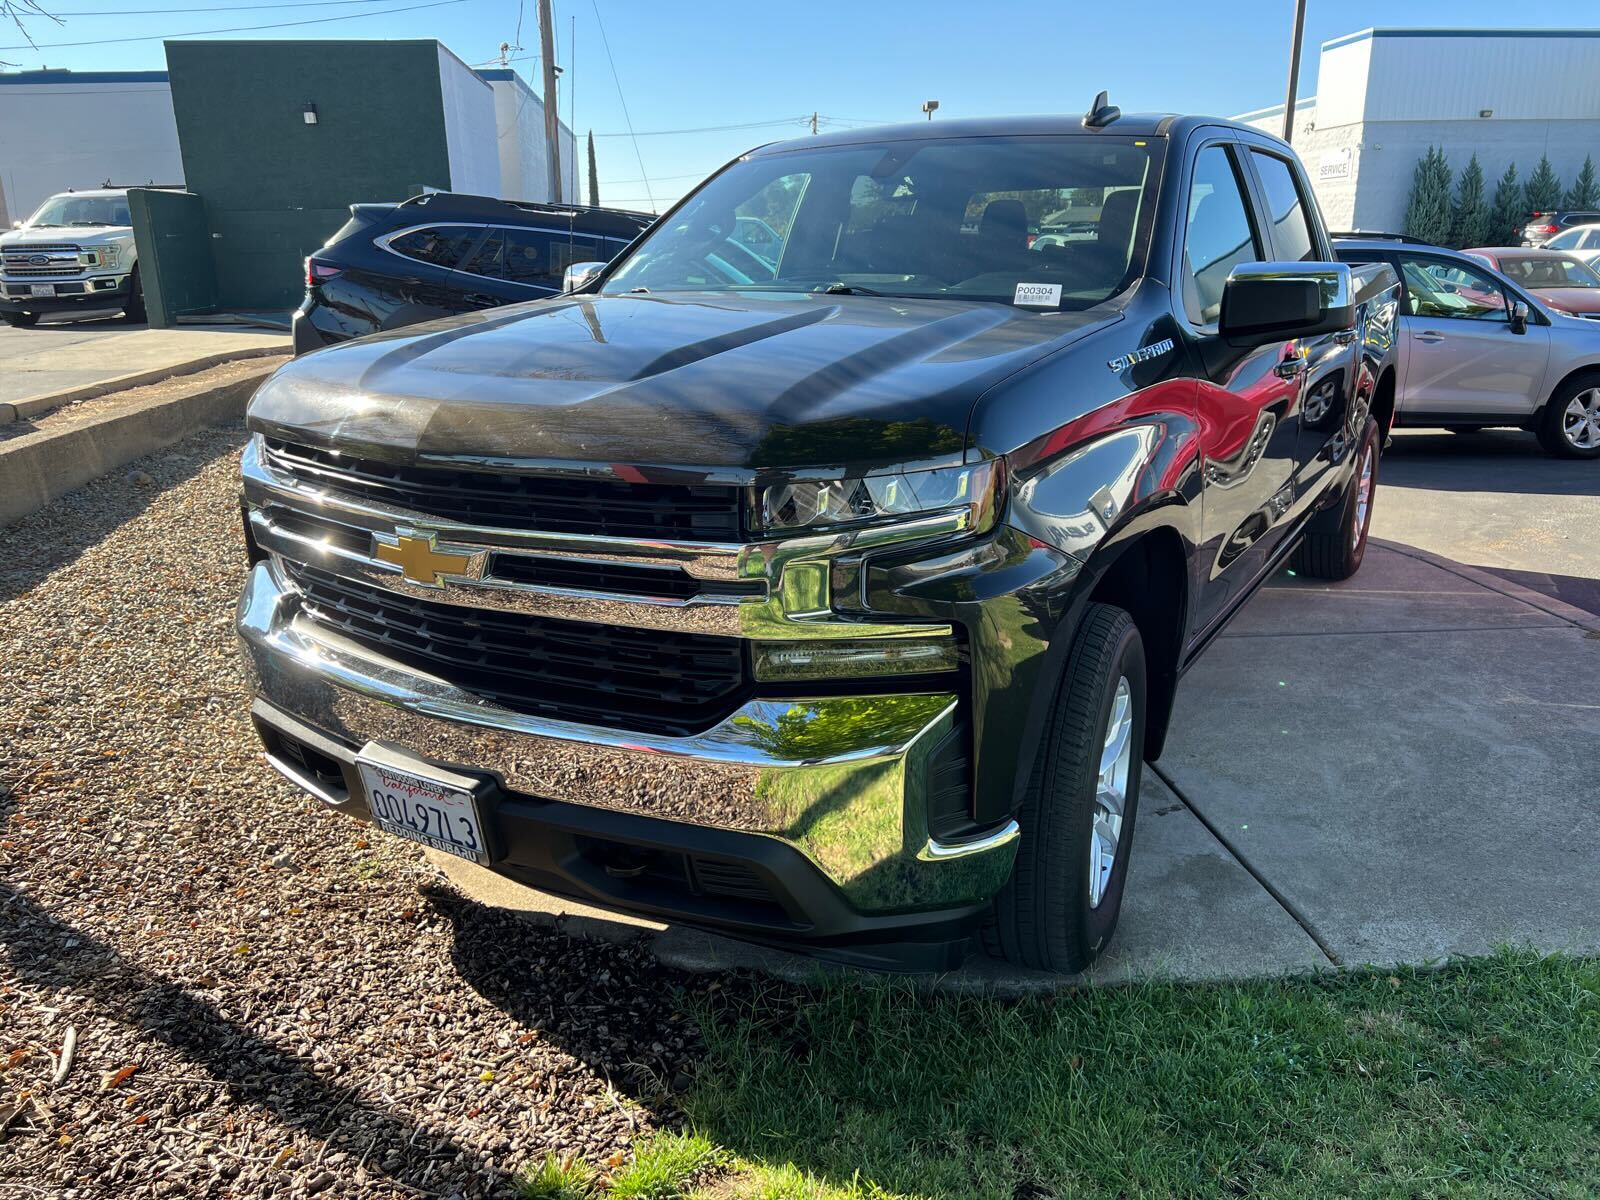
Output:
1,189,146,327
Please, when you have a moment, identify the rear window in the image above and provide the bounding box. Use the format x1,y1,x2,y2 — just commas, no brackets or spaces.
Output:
388,226,477,269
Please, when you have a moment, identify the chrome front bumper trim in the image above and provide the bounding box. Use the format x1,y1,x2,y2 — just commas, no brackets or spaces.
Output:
238,561,1016,912
241,435,958,641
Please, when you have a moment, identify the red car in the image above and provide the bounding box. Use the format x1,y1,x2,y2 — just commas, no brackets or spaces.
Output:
1464,247,1600,317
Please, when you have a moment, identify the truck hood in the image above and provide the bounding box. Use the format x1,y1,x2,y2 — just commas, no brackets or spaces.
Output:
249,291,1117,475
1,225,131,246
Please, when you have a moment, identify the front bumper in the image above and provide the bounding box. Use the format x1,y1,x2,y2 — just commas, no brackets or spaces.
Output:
2,274,129,311
238,558,1020,964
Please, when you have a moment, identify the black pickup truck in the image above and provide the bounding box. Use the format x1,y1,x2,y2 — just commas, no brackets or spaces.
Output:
237,98,1400,973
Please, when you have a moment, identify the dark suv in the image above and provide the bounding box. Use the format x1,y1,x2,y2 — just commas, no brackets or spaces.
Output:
1521,210,1600,247
293,192,653,354
241,103,1399,973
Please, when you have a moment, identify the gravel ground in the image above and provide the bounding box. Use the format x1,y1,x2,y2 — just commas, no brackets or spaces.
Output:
0,427,712,1199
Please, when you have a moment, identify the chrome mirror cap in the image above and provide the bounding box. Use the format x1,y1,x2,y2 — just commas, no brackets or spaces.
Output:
562,261,607,292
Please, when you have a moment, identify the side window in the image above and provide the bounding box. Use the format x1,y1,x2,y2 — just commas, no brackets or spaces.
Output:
1584,228,1600,250
731,172,809,272
457,229,504,278
1182,145,1262,325
501,227,561,288
1398,256,1508,321
1250,150,1318,262
1548,228,1582,251
387,226,476,269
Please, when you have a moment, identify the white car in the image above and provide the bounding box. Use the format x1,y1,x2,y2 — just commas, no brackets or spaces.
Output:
1,189,145,327
1541,222,1600,269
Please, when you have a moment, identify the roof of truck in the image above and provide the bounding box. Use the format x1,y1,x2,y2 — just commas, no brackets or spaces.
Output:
751,112,1277,155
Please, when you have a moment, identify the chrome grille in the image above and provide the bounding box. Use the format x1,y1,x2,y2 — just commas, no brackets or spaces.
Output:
284,561,752,735
263,439,745,541
2,244,89,278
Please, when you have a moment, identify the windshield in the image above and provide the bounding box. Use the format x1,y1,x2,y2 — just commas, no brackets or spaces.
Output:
1494,254,1600,289
603,134,1162,310
26,194,131,229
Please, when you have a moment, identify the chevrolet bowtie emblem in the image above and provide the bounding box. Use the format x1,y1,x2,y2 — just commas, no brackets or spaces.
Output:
372,530,485,587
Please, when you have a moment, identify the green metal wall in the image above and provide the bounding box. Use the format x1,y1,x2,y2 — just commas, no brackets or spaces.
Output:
164,40,454,312
128,188,217,328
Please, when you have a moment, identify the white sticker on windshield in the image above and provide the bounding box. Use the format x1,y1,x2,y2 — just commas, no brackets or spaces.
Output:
1014,282,1063,308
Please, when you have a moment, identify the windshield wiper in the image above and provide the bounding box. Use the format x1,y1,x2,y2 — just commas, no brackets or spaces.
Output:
818,282,886,296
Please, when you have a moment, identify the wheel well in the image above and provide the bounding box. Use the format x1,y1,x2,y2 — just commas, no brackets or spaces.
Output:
1541,365,1600,417
1088,527,1187,762
1372,366,1396,439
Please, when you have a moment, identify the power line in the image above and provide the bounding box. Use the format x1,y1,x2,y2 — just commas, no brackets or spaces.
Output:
599,169,714,186
590,116,807,138
30,0,398,13
589,0,651,212
0,0,473,49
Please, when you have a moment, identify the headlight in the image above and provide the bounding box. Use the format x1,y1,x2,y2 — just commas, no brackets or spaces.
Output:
759,459,1004,535
98,245,119,267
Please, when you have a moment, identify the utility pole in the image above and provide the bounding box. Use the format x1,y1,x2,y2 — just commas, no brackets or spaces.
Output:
810,111,818,135
1282,0,1307,143
538,0,562,202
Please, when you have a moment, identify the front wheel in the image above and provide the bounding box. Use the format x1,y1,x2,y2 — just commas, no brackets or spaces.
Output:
122,266,146,323
1537,377,1600,458
1292,418,1379,580
2,311,40,328
986,603,1146,973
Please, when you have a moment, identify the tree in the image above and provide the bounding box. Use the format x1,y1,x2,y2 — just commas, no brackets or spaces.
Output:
1450,153,1489,249
586,131,600,208
1565,154,1599,209
1524,154,1562,215
1403,147,1454,246
1489,162,1522,245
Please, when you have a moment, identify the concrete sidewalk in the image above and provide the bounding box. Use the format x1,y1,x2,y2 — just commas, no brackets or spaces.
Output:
0,318,286,422
433,536,1599,988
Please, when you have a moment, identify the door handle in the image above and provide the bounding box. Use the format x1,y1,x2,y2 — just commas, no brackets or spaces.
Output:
1333,329,1358,345
1413,330,1446,343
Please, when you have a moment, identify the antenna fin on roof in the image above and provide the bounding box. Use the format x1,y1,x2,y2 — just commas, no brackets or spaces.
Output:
1082,90,1121,128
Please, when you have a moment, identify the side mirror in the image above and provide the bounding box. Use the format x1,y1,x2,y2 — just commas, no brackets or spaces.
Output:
562,261,606,292
1510,300,1530,335
1219,262,1355,347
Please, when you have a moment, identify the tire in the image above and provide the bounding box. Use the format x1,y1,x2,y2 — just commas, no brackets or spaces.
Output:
986,603,1147,973
122,266,146,323
2,311,40,328
1536,375,1600,458
1292,417,1379,581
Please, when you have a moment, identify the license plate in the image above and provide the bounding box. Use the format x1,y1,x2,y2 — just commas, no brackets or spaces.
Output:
30,284,56,297
355,748,489,864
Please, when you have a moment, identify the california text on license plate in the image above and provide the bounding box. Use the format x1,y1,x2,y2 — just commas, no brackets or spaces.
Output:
355,754,489,864
30,284,56,297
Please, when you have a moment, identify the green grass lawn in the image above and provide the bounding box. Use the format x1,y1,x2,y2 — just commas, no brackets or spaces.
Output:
665,950,1599,1200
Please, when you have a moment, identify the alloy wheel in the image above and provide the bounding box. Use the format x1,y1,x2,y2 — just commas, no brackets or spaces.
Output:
1352,441,1374,551
1563,387,1600,450
1089,676,1133,908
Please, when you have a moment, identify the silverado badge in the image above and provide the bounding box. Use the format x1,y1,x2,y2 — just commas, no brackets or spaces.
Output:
372,530,487,588
1107,338,1175,373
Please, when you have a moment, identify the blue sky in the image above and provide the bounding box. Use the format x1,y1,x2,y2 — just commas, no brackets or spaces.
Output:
3,0,1589,210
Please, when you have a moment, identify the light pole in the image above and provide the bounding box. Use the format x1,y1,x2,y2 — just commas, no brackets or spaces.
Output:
922,99,940,121
1283,0,1307,143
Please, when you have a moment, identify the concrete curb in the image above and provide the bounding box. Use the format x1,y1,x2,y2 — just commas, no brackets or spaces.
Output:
0,361,278,529
0,345,285,427
1370,537,1600,631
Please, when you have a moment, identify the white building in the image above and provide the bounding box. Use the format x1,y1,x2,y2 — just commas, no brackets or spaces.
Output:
0,70,183,227
0,57,576,228
1236,27,1600,234
479,68,579,205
